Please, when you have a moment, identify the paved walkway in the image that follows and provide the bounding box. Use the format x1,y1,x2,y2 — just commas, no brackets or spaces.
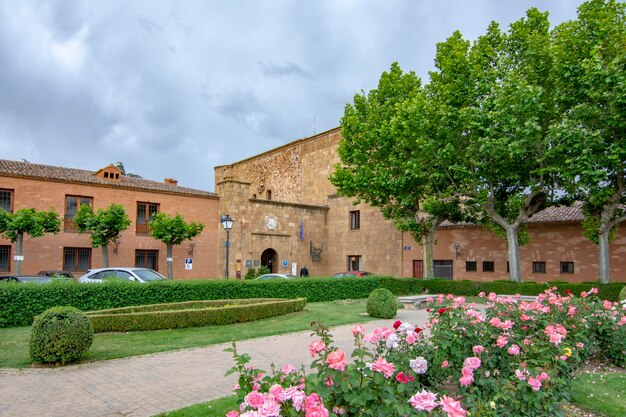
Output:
0,309,430,417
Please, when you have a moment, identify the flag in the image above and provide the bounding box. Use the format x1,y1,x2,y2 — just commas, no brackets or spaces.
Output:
299,220,304,240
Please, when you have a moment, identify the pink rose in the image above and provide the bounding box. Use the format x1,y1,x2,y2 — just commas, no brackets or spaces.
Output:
308,339,327,357
327,349,347,371
515,369,527,381
269,384,283,399
291,390,306,412
351,324,365,335
258,397,280,416
226,411,239,417
408,390,439,412
439,395,467,417
463,356,481,370
528,376,542,391
496,336,508,348
473,345,484,354
244,391,265,409
604,300,613,310
305,404,329,417
281,364,295,375
459,367,474,386
406,333,417,344
508,344,520,355
370,356,395,378
441,360,449,368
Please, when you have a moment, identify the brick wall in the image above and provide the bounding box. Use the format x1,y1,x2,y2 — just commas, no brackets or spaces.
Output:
0,176,219,278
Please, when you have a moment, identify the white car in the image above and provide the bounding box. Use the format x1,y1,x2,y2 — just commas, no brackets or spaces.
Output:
255,273,297,281
78,267,166,283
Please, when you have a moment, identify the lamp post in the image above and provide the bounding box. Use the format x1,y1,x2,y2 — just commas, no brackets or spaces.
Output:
220,214,234,278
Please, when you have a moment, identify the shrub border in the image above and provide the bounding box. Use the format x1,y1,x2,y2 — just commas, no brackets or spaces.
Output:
85,298,307,333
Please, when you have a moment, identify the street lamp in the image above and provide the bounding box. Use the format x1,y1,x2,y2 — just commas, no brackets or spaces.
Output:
221,214,234,278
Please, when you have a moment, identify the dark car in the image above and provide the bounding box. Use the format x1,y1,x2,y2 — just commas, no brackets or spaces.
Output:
332,271,373,278
38,270,74,278
0,275,71,284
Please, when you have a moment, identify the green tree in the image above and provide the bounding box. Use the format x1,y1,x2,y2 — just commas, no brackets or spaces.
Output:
74,204,131,268
149,213,204,279
550,0,626,283
0,208,61,274
462,9,560,282
331,62,471,278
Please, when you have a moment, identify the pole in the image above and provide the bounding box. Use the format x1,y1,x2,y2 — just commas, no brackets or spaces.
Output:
225,229,230,278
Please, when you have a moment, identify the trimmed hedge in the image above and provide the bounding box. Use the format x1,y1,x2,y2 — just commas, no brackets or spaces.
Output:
29,306,93,364
86,298,306,332
0,277,623,327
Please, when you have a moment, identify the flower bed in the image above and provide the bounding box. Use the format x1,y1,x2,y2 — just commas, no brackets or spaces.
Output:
225,288,625,416
86,298,306,332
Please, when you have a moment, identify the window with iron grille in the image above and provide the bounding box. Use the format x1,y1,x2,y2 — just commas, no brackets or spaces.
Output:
0,245,10,271
136,250,159,271
466,261,477,272
532,261,547,273
136,202,159,234
0,189,13,213
350,210,360,230
483,261,495,272
64,195,93,231
63,247,92,272
560,261,574,274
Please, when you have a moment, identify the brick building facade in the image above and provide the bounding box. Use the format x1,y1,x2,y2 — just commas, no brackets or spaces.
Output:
216,127,626,283
0,160,219,278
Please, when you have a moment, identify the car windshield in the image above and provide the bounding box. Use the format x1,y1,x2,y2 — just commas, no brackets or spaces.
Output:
133,269,165,282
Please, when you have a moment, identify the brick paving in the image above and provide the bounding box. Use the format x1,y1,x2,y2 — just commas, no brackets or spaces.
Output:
0,309,428,417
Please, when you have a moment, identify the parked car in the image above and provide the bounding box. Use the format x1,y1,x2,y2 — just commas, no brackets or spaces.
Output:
38,270,74,278
0,275,72,284
255,273,297,281
78,268,166,283
332,271,373,278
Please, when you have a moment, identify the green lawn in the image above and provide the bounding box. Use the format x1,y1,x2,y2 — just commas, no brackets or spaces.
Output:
0,300,377,368
569,370,626,417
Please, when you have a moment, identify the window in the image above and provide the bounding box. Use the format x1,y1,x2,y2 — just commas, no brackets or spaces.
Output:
466,261,477,272
63,247,92,272
136,250,158,270
64,195,93,231
350,210,360,230
532,261,547,273
136,202,159,234
266,190,272,200
0,189,13,212
0,245,10,271
347,255,362,271
482,261,495,272
560,261,574,274
434,260,453,279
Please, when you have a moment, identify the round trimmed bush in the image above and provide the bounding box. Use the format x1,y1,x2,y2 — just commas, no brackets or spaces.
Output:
366,288,397,319
29,306,93,365
619,285,626,302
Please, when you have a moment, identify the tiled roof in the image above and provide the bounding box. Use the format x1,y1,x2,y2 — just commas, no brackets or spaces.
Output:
440,202,585,228
0,159,218,199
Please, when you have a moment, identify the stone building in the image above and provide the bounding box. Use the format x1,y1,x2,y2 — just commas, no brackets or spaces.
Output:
0,160,219,278
216,127,626,283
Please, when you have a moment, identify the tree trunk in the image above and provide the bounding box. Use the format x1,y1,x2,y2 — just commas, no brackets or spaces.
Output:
167,244,173,279
422,231,435,279
15,233,23,275
505,226,522,282
598,230,611,284
102,245,109,267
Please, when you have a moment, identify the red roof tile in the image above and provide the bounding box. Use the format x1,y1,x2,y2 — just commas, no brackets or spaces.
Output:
0,159,217,199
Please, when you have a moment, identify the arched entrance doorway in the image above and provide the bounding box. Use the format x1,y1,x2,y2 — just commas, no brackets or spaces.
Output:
261,248,278,273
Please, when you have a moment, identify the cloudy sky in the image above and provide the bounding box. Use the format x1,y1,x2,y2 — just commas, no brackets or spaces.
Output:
0,0,585,191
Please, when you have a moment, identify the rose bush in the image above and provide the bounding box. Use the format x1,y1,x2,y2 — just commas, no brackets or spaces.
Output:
225,287,625,417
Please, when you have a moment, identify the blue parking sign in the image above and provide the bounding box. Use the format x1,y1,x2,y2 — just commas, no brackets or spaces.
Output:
185,258,193,270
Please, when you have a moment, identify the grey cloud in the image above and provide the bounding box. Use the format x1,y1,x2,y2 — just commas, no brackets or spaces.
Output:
260,61,312,79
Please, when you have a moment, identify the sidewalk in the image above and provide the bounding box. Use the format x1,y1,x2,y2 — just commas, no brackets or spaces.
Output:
0,309,430,417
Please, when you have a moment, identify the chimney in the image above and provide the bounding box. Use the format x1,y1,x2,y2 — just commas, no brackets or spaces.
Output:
164,178,178,186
